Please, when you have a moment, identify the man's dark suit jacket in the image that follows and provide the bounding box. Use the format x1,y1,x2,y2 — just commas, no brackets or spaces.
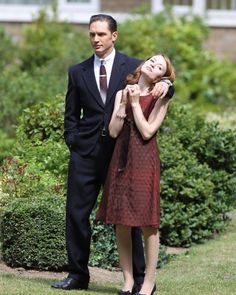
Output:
64,50,142,156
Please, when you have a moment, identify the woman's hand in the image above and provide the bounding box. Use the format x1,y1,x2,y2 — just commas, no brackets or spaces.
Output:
116,89,128,120
126,84,140,106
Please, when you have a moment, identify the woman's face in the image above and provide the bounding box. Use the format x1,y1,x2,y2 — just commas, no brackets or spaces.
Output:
141,55,167,81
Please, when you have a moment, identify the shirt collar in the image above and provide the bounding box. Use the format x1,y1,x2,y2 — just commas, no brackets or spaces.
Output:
94,48,116,65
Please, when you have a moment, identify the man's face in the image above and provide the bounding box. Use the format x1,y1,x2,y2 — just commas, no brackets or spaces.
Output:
89,20,118,58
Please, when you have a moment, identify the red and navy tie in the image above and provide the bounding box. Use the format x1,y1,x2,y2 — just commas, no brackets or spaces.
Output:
99,60,107,103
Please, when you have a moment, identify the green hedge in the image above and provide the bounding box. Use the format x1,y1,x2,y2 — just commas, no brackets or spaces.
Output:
1,98,235,270
158,104,236,246
1,9,236,138
1,96,68,202
1,196,67,270
1,196,120,270
0,195,169,270
117,11,236,109
0,10,91,136
1,9,236,270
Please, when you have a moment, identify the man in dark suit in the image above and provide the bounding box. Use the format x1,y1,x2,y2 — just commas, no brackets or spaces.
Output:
52,14,173,293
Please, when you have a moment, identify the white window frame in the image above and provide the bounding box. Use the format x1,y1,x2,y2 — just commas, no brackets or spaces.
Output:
0,0,99,23
151,0,236,27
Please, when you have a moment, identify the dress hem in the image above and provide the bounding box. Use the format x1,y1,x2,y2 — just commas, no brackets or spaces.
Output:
97,218,160,228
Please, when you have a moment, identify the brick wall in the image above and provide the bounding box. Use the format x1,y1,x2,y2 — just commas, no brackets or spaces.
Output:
2,22,236,61
101,0,150,12
204,28,236,61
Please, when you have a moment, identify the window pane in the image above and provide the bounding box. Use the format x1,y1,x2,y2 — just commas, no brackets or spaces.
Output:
0,0,52,4
66,0,90,2
206,0,236,9
0,0,91,3
164,0,193,5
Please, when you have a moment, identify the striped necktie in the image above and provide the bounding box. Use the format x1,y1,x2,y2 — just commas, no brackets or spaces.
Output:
99,60,107,103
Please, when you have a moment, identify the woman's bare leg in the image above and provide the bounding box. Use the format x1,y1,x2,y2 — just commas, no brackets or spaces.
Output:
139,227,159,295
116,224,134,292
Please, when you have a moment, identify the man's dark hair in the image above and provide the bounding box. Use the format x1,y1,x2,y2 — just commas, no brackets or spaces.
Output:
89,14,117,32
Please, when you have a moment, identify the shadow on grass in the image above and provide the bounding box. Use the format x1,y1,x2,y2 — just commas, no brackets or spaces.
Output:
38,277,119,294
2,273,119,294
89,284,119,294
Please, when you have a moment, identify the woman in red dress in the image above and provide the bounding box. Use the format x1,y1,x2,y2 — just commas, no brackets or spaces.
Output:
97,54,175,295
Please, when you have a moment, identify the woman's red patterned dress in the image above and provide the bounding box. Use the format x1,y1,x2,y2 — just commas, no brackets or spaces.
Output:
96,94,160,228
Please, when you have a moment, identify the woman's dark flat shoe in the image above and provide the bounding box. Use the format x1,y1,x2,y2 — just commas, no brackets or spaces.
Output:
118,290,132,295
134,283,156,295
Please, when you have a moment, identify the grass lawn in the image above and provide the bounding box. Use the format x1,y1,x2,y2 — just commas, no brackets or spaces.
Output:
1,220,236,295
157,219,236,295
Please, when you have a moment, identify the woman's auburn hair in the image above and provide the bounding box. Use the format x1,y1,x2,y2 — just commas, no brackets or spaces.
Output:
126,54,176,87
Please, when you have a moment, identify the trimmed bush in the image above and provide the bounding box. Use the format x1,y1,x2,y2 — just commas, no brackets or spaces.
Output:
158,103,236,246
1,99,235,269
159,136,227,246
1,196,67,270
1,195,169,270
1,10,236,269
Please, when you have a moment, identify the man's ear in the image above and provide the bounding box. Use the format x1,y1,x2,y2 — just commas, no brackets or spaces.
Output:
112,31,118,42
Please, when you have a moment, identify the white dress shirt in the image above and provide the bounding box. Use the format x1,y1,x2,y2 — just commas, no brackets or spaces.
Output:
94,49,116,93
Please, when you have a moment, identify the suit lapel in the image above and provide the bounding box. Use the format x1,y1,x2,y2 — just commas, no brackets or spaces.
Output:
82,56,105,108
81,52,126,108
106,51,126,106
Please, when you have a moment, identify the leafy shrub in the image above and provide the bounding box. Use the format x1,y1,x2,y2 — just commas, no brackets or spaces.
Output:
117,11,236,108
1,154,66,206
19,9,91,71
1,99,235,271
0,89,171,268
1,194,170,270
206,109,236,130
0,131,15,163
15,95,69,182
0,9,91,136
0,66,66,136
16,95,65,145
2,10,236,136
0,26,17,71
160,104,236,173
91,207,169,269
90,208,119,269
159,135,225,246
1,196,67,270
161,104,236,209
158,102,236,246
1,10,236,269
1,96,68,207
193,123,236,173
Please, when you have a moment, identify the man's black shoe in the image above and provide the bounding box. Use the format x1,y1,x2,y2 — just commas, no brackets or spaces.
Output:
51,277,89,290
